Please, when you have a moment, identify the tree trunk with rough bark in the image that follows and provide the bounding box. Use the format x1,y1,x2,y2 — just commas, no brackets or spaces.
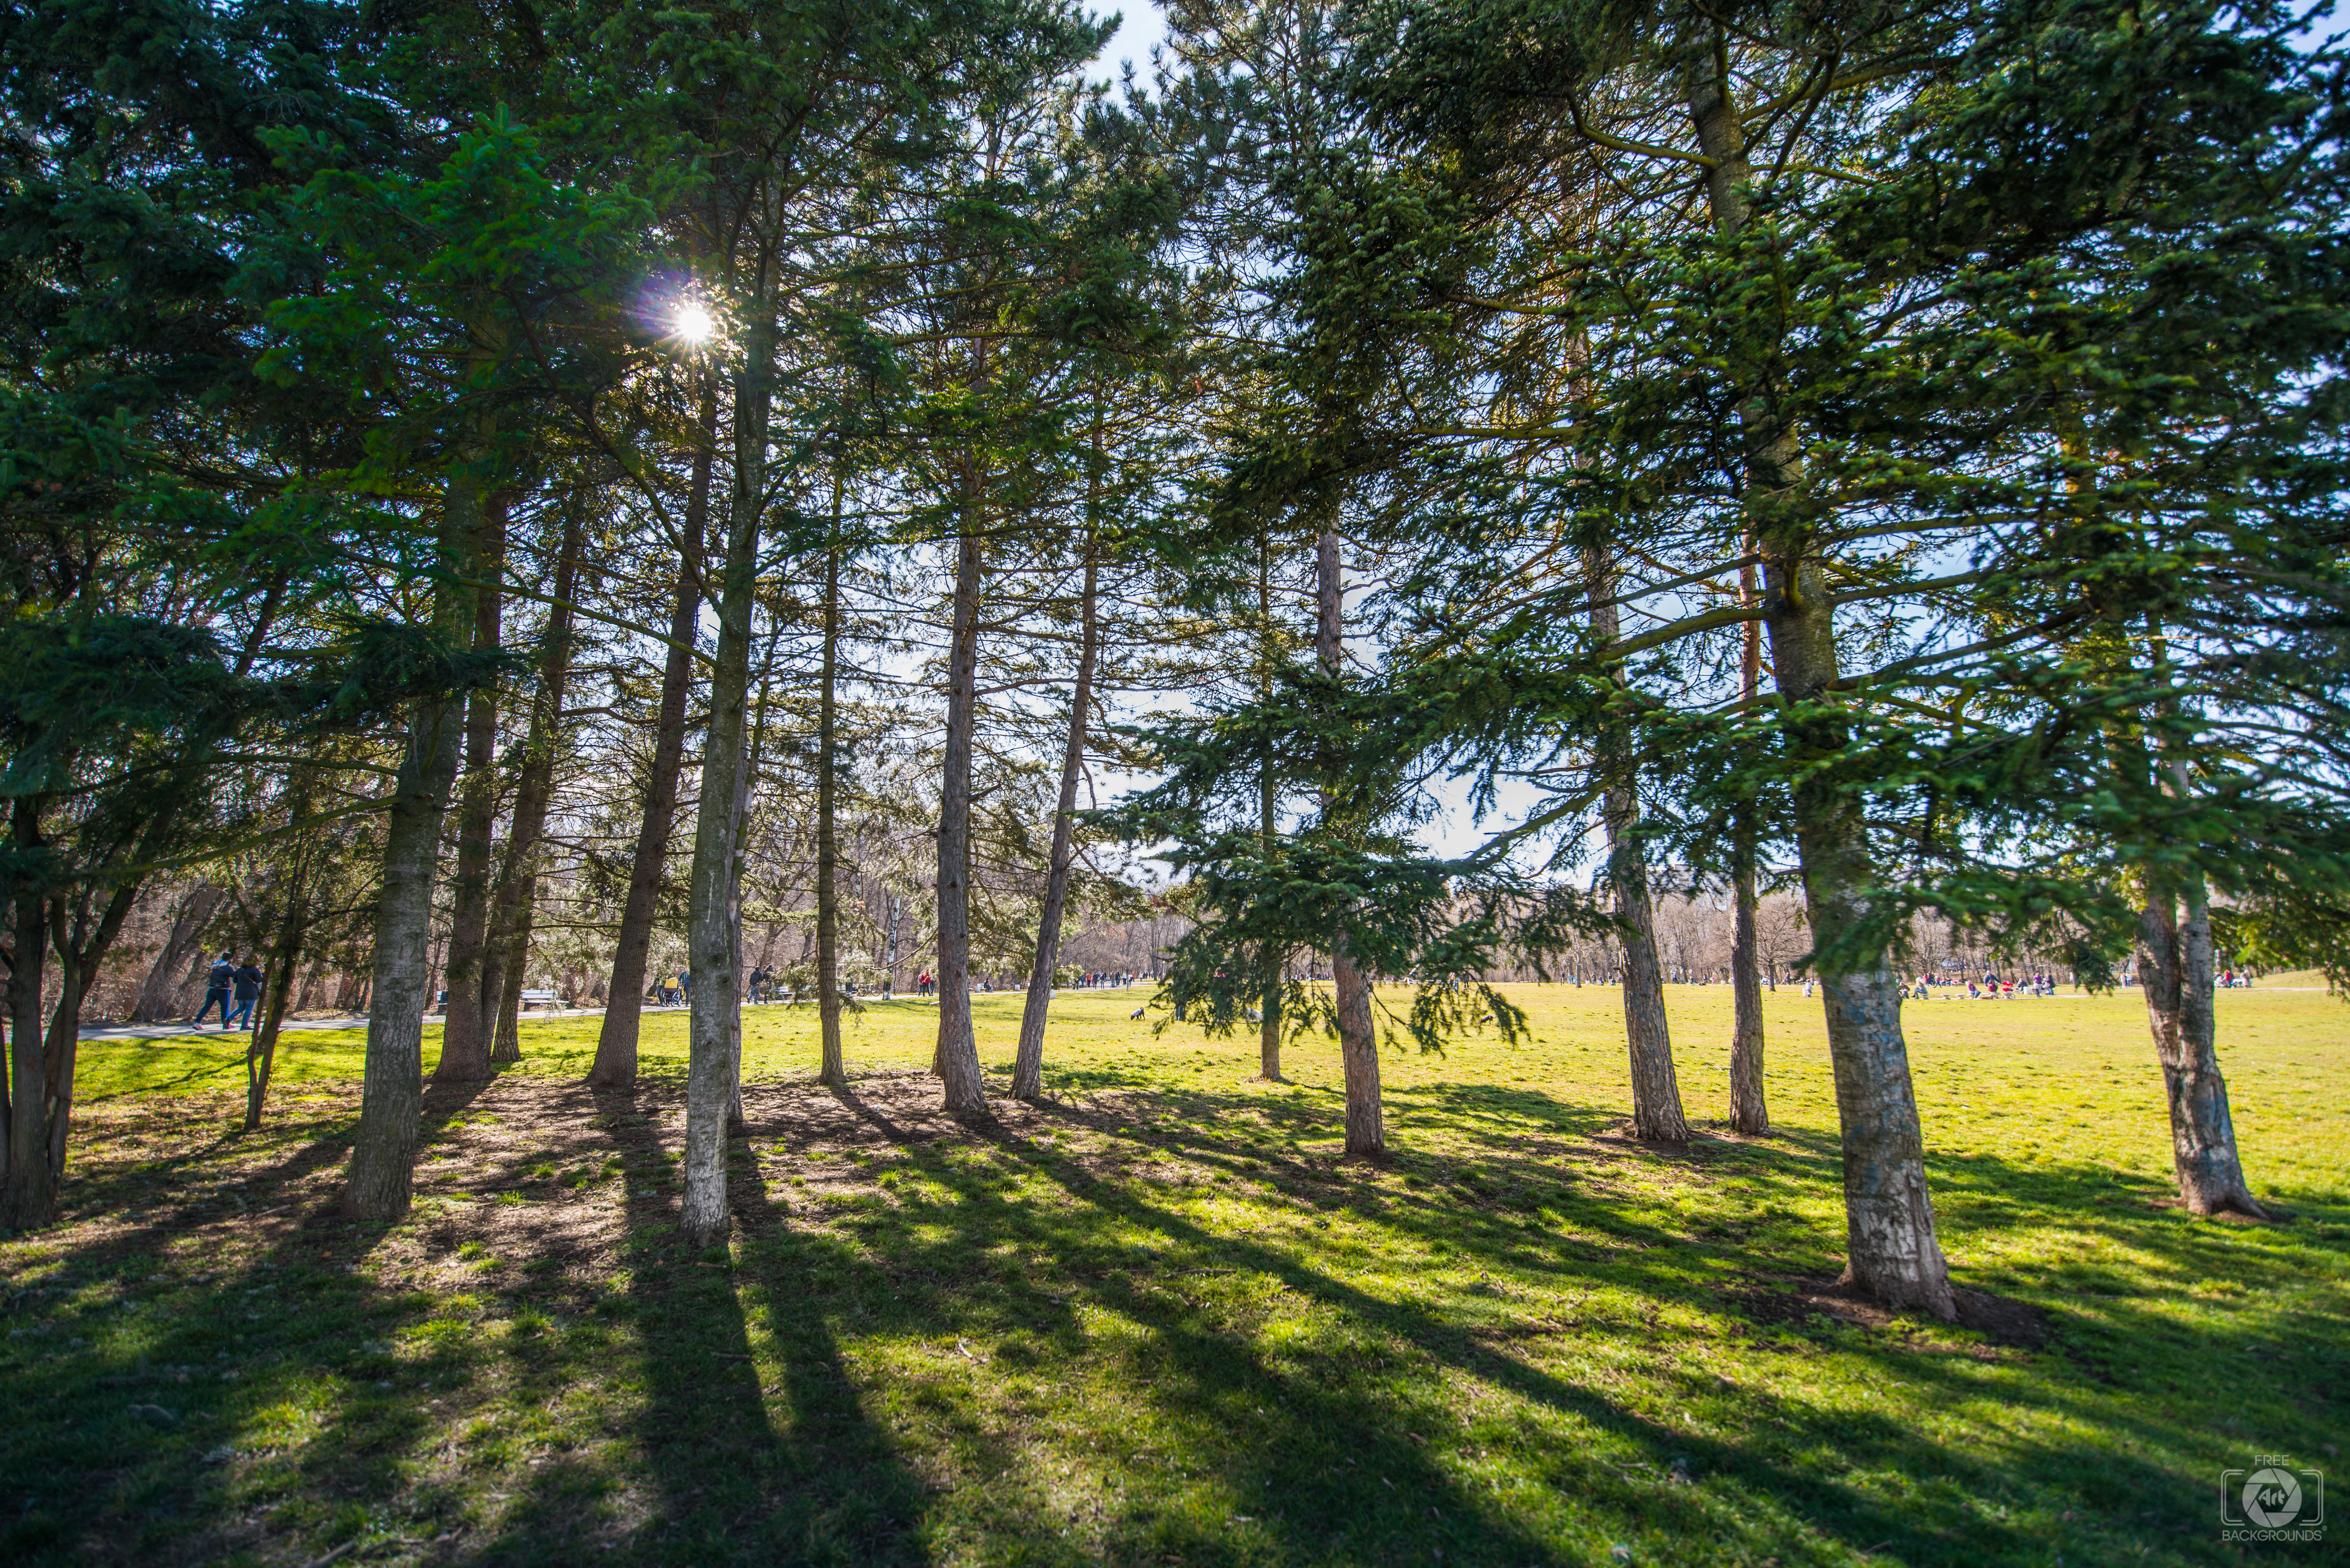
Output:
725,677,757,1139
486,492,585,1063
34,933,85,1197
680,324,769,1250
935,517,988,1112
2,802,54,1228
1764,548,1953,1317
1257,533,1285,1082
593,393,714,1087
10,797,196,1221
2137,774,2263,1216
1317,529,1383,1157
343,482,480,1222
817,526,847,1088
1585,542,1690,1143
1729,563,1769,1135
433,498,508,1082
245,918,306,1132
1691,55,1953,1319
1012,527,1099,1101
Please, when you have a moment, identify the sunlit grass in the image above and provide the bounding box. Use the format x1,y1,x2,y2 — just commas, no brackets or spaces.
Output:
10,980,2345,1566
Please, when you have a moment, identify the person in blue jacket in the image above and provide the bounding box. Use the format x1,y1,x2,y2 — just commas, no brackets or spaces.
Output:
193,952,234,1027
224,958,265,1030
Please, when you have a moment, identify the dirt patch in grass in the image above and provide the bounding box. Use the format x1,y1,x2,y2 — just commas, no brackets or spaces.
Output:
1724,1274,2050,1350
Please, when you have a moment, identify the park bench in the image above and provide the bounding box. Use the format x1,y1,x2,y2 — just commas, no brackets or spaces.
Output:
518,990,562,1010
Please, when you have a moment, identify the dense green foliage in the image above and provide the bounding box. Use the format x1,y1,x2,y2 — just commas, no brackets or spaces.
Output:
2,2,2346,1554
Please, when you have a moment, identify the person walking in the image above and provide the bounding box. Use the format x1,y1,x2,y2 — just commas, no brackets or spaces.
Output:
193,952,234,1026
224,957,264,1031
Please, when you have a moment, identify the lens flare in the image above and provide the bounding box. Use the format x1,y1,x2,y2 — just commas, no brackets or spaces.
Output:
672,300,716,345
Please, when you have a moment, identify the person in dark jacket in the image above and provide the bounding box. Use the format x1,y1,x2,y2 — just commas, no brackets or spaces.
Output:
193,952,234,1027
224,959,265,1030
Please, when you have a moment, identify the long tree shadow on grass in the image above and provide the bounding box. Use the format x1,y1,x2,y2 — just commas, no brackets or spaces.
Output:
805,1080,2032,1563
978,1074,2314,1564
0,1068,508,1565
803,1081,1576,1567
961,1097,1979,1565
9,1066,2333,1568
450,1079,937,1566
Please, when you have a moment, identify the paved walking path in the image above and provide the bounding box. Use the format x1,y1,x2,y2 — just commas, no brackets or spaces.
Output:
81,980,2286,1043
78,1006,616,1043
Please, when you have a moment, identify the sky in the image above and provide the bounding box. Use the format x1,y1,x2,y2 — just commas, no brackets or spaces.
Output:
1088,1,1172,84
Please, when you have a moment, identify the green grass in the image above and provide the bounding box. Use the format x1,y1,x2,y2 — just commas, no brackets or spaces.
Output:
8,982,2345,1566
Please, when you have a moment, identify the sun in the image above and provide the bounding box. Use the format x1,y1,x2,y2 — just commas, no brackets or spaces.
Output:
671,299,716,346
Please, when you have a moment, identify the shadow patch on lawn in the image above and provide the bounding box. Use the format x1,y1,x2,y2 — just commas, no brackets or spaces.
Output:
1725,1275,2050,1349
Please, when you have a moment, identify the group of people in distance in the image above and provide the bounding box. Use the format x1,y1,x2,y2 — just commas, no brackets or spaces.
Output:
191,952,265,1030
651,967,898,1007
1907,969,2059,1000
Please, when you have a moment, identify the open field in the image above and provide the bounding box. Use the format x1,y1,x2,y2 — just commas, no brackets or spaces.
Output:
5,982,2344,1566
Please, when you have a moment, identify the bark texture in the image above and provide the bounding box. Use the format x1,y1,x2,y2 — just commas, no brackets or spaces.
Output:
485,494,585,1063
1765,552,1953,1318
1317,529,1383,1157
8,803,193,1223
1586,542,1690,1144
1728,567,1770,1135
245,784,317,1131
817,537,846,1087
432,499,508,1082
1012,531,1099,1101
2138,875,2264,1216
1692,56,1952,1318
245,921,304,1132
680,329,769,1250
2,803,54,1227
934,523,988,1112
592,394,713,1087
342,657,466,1218
1257,536,1285,1082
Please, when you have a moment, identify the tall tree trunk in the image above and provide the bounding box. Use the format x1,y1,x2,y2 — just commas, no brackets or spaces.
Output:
817,519,847,1087
246,771,319,1130
1586,541,1690,1143
2,802,54,1227
36,906,86,1190
592,392,714,1087
1691,54,1953,1318
343,479,481,1222
935,513,988,1112
725,667,759,1138
487,489,586,1063
433,497,508,1082
1,560,284,1211
9,801,190,1220
245,915,306,1133
1317,529,1383,1157
1012,525,1100,1101
2138,758,2264,1217
680,321,770,1250
1257,531,1285,1082
1729,561,1770,1135
1765,551,1953,1316
133,884,223,1022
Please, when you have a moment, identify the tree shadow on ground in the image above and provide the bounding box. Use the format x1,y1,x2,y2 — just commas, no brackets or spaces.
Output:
6,1065,2339,1567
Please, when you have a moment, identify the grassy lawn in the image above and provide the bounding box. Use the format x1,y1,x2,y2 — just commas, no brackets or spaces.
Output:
4,982,2344,1566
